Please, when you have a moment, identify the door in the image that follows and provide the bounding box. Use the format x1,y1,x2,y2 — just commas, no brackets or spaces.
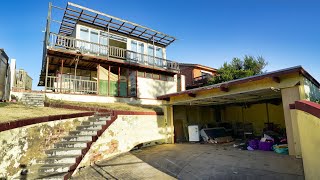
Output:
130,41,137,61
99,32,108,55
138,43,144,63
148,45,154,65
174,119,185,143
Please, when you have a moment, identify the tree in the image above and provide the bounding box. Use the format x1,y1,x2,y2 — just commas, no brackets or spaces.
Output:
208,55,268,84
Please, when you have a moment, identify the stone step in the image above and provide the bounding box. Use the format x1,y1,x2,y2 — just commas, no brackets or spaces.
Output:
54,141,88,148
46,147,83,156
69,130,97,136
81,120,107,126
21,96,44,99
37,173,67,180
38,163,73,174
43,155,80,164
61,135,93,142
22,93,44,96
76,124,102,131
88,116,111,122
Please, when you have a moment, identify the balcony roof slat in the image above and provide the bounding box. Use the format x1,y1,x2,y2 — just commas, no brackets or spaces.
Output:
55,2,176,47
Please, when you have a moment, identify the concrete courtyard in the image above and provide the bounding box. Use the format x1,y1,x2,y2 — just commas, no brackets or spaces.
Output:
72,143,304,180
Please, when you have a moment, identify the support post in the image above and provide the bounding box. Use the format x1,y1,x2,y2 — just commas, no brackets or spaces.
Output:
108,66,110,96
135,70,138,97
60,59,64,93
118,67,120,96
152,37,155,68
126,69,129,97
45,56,49,91
107,24,110,59
266,103,270,123
97,64,100,95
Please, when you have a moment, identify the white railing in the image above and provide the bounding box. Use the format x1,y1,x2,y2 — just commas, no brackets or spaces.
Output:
48,32,179,71
47,76,97,94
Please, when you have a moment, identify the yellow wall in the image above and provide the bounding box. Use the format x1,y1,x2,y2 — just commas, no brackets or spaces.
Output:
173,105,216,141
223,103,285,135
295,110,320,180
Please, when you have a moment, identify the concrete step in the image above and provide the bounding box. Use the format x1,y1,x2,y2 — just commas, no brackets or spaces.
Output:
37,172,67,180
54,141,88,148
46,147,83,156
81,120,107,126
21,96,44,99
76,124,102,131
69,130,97,136
38,163,73,174
22,93,44,97
61,135,93,142
43,155,80,164
88,116,111,122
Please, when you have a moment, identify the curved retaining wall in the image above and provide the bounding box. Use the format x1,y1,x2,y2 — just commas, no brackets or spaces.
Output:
75,114,167,171
0,115,91,179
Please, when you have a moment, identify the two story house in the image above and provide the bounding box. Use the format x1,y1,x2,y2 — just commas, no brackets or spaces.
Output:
38,2,184,104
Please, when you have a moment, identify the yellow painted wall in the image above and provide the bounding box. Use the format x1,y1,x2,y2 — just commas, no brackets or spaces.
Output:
173,105,216,141
223,102,285,135
295,110,320,180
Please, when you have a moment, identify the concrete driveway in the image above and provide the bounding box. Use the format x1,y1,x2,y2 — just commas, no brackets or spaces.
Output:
72,143,304,180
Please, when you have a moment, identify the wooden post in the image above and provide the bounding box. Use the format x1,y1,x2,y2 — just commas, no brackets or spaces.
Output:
135,70,138,97
118,67,120,96
97,64,100,95
107,24,110,60
126,69,129,97
45,56,49,91
60,59,64,93
108,66,110,96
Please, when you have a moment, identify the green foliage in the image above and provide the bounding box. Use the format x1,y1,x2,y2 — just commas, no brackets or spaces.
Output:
208,55,268,84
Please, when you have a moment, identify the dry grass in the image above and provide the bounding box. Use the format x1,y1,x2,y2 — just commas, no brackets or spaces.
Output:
46,99,163,113
0,102,82,123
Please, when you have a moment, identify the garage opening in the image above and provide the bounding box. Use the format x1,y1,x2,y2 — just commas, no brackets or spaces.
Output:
172,88,288,154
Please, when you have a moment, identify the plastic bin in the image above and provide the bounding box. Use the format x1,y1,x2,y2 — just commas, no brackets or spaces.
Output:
259,141,273,151
248,139,260,150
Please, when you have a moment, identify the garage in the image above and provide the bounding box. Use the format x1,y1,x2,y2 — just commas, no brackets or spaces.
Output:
159,66,320,156
171,88,285,144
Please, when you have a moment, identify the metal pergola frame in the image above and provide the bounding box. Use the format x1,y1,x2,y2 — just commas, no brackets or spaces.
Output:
55,2,176,47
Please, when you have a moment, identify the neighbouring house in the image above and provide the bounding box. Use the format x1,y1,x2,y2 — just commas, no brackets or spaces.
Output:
0,49,10,100
38,2,184,104
179,63,217,89
13,69,33,91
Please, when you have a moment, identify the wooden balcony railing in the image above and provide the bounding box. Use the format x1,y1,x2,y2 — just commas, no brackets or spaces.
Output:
47,76,97,94
48,32,179,71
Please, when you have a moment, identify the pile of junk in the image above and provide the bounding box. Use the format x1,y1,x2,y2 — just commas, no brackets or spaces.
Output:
198,122,289,155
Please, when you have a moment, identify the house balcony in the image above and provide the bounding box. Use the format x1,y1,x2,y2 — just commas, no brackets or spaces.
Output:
47,32,180,72
193,74,213,85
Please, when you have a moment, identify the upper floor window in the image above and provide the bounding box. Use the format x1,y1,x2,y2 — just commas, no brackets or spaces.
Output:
90,30,99,44
156,47,163,58
79,27,89,41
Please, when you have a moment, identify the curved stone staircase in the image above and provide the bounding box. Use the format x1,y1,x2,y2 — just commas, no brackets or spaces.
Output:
30,112,116,180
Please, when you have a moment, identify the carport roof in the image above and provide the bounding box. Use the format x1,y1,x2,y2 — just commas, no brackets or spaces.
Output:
158,66,319,102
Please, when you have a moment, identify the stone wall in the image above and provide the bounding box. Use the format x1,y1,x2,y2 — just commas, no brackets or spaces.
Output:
0,116,88,179
75,115,167,170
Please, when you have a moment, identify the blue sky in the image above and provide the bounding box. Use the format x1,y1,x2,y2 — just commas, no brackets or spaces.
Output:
0,0,319,89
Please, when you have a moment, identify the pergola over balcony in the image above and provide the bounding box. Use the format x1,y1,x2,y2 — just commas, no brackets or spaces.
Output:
39,2,180,86
59,2,176,47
